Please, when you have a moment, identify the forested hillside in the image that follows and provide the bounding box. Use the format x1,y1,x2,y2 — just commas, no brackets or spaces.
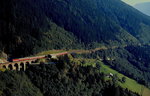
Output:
0,71,43,96
1,0,150,57
1,0,150,95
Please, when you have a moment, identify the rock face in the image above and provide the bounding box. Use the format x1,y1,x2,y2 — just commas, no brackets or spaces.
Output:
0,59,7,63
0,59,4,63
0,52,8,63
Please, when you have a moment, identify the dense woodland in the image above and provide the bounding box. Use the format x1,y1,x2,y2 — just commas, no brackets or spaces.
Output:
1,0,150,57
0,55,139,96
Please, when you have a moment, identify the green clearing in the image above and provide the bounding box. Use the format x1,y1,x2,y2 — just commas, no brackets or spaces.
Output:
81,59,150,96
100,63,141,93
36,50,66,56
100,61,150,96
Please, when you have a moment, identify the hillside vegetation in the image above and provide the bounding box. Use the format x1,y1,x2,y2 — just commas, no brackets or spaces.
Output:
1,0,150,57
101,62,150,96
75,45,150,88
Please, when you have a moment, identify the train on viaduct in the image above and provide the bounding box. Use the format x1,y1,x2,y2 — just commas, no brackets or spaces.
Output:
0,52,68,71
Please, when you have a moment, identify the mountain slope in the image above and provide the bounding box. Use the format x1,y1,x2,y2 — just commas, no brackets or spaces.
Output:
0,0,81,57
1,0,150,57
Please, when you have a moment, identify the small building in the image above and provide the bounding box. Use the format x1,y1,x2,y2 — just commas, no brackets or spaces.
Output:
106,73,114,78
109,73,114,77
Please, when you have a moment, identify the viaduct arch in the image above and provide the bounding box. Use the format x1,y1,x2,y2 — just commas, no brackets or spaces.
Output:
0,60,36,71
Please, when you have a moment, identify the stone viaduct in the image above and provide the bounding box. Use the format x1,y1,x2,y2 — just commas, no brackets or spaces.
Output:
0,59,37,71
0,52,68,71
